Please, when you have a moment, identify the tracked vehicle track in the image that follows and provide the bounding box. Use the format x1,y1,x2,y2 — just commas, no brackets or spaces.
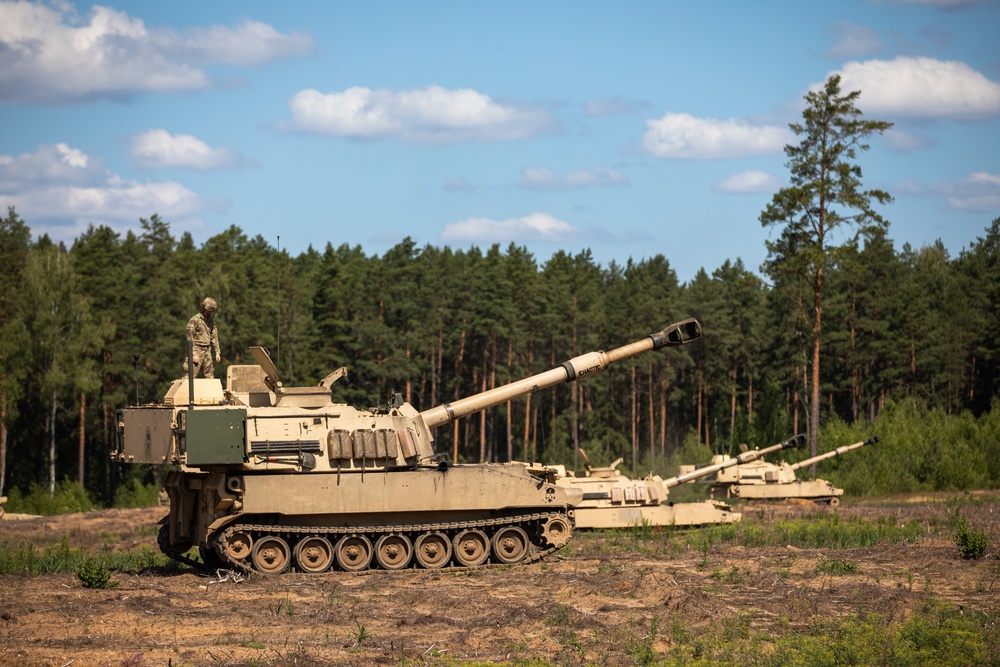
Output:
163,509,573,574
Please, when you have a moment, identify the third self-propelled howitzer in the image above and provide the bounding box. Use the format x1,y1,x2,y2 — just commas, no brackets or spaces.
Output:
530,434,803,528
114,319,701,573
707,436,878,506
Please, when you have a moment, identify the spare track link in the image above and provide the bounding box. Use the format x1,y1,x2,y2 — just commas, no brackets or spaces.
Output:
207,509,570,574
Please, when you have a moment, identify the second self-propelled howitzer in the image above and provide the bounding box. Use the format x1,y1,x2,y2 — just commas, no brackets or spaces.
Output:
708,436,877,506
115,319,701,574
530,434,803,528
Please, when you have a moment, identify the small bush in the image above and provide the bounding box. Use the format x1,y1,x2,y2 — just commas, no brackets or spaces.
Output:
113,479,161,508
954,515,988,560
77,557,118,589
817,557,859,574
4,480,94,515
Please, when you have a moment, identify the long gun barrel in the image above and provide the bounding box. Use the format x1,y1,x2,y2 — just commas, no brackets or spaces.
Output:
420,319,701,429
663,434,804,488
788,436,877,472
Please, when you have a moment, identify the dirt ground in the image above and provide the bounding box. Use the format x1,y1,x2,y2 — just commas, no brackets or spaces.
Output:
1,492,998,667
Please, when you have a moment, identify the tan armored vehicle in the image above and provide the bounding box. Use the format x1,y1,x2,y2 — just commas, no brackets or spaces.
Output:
114,319,701,573
530,435,802,528
707,436,877,506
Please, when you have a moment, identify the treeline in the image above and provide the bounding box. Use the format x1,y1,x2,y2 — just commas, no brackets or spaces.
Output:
1,208,998,505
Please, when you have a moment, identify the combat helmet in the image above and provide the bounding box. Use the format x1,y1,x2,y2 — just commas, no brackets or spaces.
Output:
201,297,217,314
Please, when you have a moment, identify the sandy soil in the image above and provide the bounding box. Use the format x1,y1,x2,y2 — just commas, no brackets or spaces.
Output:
0,492,997,667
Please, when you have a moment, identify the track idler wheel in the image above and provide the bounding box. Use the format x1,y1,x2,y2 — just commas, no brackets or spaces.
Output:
294,536,334,573
540,516,572,548
335,535,373,572
414,531,452,568
251,536,290,574
491,526,529,564
452,529,490,567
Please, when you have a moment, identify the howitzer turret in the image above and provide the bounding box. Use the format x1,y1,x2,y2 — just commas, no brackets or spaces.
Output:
708,436,877,506
525,434,803,528
115,319,701,573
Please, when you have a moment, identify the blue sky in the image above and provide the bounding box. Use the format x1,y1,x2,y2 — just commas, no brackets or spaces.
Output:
1,0,998,282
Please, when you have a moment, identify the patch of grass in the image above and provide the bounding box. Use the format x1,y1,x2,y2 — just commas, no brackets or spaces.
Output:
623,615,659,666
351,619,370,646
544,604,572,627
687,513,928,551
269,594,294,616
658,598,994,667
0,536,179,576
816,557,859,575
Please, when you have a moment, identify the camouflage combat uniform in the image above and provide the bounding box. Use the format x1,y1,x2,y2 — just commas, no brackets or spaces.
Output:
183,309,220,378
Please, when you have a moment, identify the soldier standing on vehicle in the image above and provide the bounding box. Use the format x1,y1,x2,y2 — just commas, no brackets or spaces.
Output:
183,297,221,378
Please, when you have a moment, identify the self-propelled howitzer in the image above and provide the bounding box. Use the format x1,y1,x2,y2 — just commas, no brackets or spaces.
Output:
531,434,803,528
115,319,701,573
708,436,877,506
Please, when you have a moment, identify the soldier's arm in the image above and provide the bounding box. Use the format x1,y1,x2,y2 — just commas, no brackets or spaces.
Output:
186,317,200,362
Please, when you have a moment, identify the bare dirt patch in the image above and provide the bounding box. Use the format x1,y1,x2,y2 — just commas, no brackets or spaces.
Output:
1,493,998,666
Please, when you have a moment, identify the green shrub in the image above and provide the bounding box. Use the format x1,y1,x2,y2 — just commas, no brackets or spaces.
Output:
113,478,161,508
954,515,988,560
77,557,118,589
4,480,94,515
817,557,859,574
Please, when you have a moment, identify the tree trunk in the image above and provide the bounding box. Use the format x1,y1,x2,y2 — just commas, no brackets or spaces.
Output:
78,391,86,486
571,294,580,471
506,340,513,462
49,391,58,496
0,386,7,497
729,361,737,442
810,264,823,465
630,363,637,474
522,342,533,461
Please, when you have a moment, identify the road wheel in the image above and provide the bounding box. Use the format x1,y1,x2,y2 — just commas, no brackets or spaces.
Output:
375,534,413,570
491,526,529,564
223,531,253,561
251,536,290,574
414,531,452,569
452,529,489,567
335,535,373,572
294,536,334,573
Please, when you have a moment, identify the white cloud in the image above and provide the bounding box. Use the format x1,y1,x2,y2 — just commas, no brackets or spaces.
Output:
180,20,314,66
0,144,209,243
827,57,1000,120
441,212,582,243
826,22,883,59
932,172,1000,211
714,171,781,194
584,96,646,117
642,113,793,159
443,177,477,193
519,166,627,191
0,3,313,104
131,129,247,169
286,85,551,143
882,128,934,152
